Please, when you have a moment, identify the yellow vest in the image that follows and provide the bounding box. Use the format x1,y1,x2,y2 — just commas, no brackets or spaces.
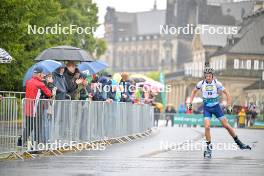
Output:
238,111,246,124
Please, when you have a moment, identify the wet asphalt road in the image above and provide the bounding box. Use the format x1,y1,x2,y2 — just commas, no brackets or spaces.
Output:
0,127,264,176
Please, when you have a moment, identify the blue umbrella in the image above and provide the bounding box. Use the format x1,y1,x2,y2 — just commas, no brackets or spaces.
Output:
23,60,63,86
78,60,109,75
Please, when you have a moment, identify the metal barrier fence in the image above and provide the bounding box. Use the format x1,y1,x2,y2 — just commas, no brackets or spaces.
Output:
0,97,20,154
21,99,153,152
154,113,237,127
0,91,25,100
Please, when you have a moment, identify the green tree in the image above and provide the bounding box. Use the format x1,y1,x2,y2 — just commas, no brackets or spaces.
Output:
0,0,62,90
94,38,107,58
0,0,105,91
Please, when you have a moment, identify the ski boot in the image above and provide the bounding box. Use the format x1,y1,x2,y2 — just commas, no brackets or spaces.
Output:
235,138,251,150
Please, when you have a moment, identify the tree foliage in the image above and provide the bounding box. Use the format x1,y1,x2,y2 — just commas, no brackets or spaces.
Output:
0,0,106,91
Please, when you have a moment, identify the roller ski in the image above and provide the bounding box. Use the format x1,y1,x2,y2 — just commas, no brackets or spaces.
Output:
234,137,251,150
203,144,212,159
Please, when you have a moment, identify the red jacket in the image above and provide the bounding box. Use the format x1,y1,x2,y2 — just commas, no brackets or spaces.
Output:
25,76,52,117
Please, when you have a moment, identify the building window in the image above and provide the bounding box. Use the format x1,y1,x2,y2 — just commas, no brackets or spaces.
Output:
240,60,245,69
124,52,129,68
261,36,264,45
234,59,239,69
219,59,223,70
138,51,144,68
261,61,264,69
119,52,124,69
145,51,150,67
174,3,177,16
198,62,203,77
254,60,259,70
152,50,158,66
246,60,251,70
215,60,219,70
132,51,137,67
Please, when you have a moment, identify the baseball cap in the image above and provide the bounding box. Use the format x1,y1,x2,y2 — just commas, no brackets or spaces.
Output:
33,66,43,74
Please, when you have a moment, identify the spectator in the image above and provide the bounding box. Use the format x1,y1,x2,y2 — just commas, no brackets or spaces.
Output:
107,80,120,102
178,103,186,127
143,90,156,105
53,65,67,100
153,103,161,127
41,73,57,99
238,108,246,128
165,105,177,127
178,103,186,114
25,67,53,100
134,85,144,104
251,107,258,127
91,74,98,83
64,61,82,100
120,72,132,102
90,82,107,101
77,73,89,100
97,75,109,100
0,94,2,101
24,67,52,144
41,73,57,142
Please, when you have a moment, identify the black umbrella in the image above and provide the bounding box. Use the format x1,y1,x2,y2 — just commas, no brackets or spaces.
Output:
130,77,146,83
35,45,94,62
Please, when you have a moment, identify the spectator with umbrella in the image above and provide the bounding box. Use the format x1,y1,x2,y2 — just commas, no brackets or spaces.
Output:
23,60,64,87
53,64,67,100
64,61,82,100
24,67,53,144
76,73,90,100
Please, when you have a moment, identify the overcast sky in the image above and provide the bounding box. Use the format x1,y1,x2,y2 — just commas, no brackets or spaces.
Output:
93,0,167,38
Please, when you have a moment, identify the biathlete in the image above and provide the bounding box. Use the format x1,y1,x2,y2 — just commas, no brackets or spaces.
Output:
188,66,251,158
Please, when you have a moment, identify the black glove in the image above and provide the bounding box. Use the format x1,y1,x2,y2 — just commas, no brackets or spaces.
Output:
187,103,192,111
227,105,232,114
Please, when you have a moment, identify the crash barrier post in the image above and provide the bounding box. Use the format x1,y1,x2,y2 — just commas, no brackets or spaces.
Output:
0,97,20,155
20,99,154,153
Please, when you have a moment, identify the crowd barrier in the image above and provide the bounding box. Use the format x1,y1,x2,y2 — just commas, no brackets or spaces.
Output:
155,113,237,127
0,97,20,154
0,96,154,156
0,98,154,156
